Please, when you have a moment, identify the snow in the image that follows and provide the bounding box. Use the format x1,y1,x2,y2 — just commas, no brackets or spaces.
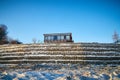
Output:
0,64,120,80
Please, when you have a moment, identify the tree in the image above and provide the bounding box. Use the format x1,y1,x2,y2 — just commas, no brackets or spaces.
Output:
32,38,37,44
0,24,8,44
0,24,22,45
113,31,119,43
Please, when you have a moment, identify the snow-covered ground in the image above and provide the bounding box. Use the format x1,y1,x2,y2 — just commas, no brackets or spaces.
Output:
0,64,120,80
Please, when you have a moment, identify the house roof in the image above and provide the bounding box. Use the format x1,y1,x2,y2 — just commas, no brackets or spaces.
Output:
43,33,72,36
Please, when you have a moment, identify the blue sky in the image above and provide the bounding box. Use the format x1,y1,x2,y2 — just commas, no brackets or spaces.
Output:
0,0,120,43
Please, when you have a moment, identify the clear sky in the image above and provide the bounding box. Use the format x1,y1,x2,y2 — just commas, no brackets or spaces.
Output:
0,0,120,43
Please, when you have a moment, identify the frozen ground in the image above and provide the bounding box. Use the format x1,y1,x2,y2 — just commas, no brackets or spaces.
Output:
0,64,120,80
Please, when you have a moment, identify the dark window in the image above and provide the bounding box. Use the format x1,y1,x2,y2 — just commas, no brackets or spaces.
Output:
64,36,66,40
53,36,57,40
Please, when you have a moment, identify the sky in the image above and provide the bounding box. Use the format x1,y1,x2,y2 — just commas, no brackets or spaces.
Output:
0,0,120,43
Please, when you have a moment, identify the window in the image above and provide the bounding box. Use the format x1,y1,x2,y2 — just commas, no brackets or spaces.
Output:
48,36,51,40
57,36,61,40
45,36,48,40
61,36,64,40
66,36,70,40
50,36,53,40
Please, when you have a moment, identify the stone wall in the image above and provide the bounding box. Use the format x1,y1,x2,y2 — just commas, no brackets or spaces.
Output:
0,43,120,64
